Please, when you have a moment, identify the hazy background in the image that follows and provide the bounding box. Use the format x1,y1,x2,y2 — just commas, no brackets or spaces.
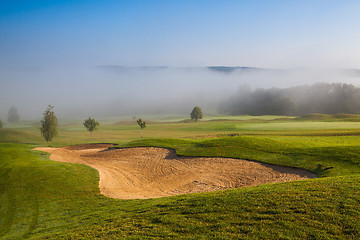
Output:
1,0,360,120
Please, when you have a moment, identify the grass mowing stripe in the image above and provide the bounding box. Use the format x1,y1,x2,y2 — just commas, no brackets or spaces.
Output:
0,143,100,239
0,168,15,237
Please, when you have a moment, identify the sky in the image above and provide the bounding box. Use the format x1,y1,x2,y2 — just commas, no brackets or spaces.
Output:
1,0,360,119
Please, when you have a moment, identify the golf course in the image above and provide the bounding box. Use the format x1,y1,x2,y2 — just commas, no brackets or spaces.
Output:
3,0,360,239
1,114,360,239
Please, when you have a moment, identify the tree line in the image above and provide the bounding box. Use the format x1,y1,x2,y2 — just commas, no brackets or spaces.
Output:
219,83,360,116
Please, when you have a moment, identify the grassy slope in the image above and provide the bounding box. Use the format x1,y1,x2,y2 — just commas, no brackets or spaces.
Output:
1,143,359,239
0,143,100,239
1,115,360,239
122,135,360,177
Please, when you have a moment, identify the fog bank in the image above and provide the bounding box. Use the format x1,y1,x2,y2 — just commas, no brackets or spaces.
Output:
1,65,360,120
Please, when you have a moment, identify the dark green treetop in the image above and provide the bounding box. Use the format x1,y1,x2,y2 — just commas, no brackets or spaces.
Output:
40,105,58,144
83,117,100,136
191,106,203,122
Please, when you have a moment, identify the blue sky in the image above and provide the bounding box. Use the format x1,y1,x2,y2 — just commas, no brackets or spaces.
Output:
1,0,360,68
1,1,360,119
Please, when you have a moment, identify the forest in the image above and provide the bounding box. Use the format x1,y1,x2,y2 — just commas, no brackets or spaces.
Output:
219,83,360,116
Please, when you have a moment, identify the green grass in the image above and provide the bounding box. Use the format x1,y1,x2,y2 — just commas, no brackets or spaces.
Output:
1,115,360,239
3,116,360,146
121,135,360,177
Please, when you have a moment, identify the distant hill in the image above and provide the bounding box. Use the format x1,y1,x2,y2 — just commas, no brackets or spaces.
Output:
99,65,360,77
98,65,269,73
207,66,264,73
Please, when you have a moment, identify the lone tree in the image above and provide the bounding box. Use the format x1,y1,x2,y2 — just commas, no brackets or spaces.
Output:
0,119,3,129
83,117,99,137
40,105,58,144
8,107,20,123
137,118,146,138
191,106,203,122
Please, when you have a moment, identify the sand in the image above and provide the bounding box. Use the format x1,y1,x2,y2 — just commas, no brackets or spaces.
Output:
34,144,316,199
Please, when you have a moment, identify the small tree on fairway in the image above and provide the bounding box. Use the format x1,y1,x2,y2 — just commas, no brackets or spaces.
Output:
191,106,203,122
0,119,3,129
8,107,20,123
83,117,99,137
40,105,58,144
137,118,146,138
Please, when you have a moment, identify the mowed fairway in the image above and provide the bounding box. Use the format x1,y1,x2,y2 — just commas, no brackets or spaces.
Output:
1,115,360,239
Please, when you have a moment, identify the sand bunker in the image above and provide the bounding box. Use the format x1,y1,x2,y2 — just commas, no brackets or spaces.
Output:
34,144,316,199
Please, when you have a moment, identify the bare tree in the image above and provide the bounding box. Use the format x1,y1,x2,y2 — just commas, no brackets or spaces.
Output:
137,118,146,138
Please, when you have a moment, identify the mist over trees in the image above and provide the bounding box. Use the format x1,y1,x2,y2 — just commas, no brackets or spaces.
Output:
191,107,203,121
219,83,360,116
2,65,360,120
8,107,20,122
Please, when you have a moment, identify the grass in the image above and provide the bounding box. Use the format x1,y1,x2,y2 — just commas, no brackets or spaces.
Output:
1,114,360,239
2,115,360,146
121,135,360,177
